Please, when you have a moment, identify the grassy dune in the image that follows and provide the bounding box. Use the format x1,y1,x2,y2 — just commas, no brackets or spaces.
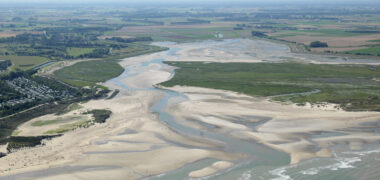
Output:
43,120,92,134
43,109,111,134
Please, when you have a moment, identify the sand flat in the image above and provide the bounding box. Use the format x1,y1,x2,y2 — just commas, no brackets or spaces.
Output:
0,42,244,179
2,39,380,179
165,85,380,164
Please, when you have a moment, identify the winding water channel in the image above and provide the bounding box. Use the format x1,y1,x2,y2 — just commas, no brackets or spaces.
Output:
2,39,380,180
109,43,380,179
106,47,290,179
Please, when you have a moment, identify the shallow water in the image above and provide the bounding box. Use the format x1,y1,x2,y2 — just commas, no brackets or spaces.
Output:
156,38,380,64
267,143,380,180
107,46,291,180
111,40,380,180
2,39,379,180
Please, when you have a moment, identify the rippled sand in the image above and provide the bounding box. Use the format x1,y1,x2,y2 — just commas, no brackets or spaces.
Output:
1,39,380,180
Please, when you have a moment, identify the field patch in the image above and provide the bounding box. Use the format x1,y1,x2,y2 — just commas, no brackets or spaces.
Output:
267,27,380,54
66,47,95,57
0,55,50,71
0,31,20,38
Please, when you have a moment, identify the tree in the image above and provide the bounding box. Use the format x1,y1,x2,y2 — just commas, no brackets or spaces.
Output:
251,31,267,37
310,41,328,48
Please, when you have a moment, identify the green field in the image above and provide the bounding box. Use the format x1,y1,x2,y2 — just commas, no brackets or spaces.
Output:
66,47,95,57
299,29,376,37
0,55,50,71
54,60,124,87
346,46,380,56
162,62,380,111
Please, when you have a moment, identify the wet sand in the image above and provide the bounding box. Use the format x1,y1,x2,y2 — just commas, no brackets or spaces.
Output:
164,86,380,164
157,39,380,65
0,42,244,180
1,39,380,180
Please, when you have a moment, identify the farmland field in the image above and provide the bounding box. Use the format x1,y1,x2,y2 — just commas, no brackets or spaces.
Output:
66,48,95,57
0,55,50,71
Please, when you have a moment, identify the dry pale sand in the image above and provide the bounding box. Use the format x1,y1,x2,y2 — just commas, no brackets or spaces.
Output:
121,64,172,89
164,85,380,164
2,39,380,179
0,46,242,179
0,146,6,155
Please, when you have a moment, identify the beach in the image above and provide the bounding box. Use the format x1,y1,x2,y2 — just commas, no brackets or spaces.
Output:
1,39,380,180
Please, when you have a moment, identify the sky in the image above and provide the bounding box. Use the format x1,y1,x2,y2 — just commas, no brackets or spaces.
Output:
0,0,379,6
0,0,379,3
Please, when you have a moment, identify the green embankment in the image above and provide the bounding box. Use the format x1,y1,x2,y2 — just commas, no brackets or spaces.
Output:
162,62,380,111
346,46,380,56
